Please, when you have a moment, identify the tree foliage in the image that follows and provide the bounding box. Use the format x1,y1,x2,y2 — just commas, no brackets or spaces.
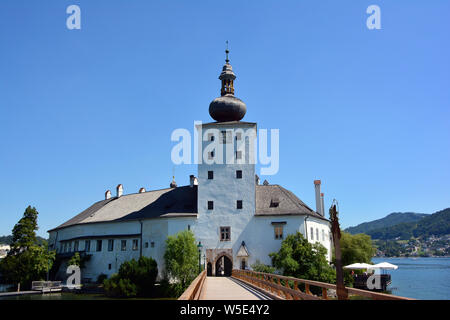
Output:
164,230,198,291
339,232,376,266
0,206,55,289
269,232,335,284
68,252,81,267
103,256,158,297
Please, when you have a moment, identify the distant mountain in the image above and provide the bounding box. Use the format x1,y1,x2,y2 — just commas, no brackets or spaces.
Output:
367,208,450,240
0,235,12,245
0,235,48,246
345,212,428,235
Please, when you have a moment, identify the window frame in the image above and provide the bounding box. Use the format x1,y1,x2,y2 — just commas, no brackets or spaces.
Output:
85,240,90,252
108,239,114,252
274,225,284,240
132,239,139,251
96,240,102,252
220,226,231,241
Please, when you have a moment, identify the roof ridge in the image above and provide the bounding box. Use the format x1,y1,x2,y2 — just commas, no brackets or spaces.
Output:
277,185,306,212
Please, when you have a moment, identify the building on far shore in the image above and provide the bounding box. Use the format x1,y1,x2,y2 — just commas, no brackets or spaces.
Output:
48,51,332,282
0,245,10,259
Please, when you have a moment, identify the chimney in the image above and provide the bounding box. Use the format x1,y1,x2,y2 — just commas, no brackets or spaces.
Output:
116,184,123,197
320,193,325,217
105,190,111,200
255,174,260,185
139,187,146,193
189,175,198,187
314,180,322,216
170,176,177,188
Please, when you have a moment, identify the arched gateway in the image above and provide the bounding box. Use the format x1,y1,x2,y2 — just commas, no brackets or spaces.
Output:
215,255,232,277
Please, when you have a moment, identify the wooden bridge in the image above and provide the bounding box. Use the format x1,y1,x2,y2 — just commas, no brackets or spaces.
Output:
179,269,413,300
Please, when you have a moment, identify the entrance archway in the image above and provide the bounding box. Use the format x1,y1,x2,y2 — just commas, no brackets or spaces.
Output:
215,255,232,277
207,263,212,276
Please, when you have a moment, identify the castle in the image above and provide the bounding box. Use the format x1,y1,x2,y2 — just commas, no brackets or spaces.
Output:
48,50,331,281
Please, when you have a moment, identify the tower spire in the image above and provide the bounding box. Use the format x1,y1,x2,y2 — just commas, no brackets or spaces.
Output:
219,41,236,96
209,46,247,122
225,40,229,63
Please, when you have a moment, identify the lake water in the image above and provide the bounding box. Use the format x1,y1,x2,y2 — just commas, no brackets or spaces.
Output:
372,257,450,300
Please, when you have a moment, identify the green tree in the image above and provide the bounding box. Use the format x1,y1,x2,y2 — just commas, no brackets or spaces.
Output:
9,206,38,255
339,232,376,266
269,232,335,284
164,230,198,291
0,206,55,289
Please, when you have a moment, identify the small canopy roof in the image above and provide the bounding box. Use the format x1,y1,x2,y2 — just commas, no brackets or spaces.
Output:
343,263,374,270
236,241,250,258
370,262,398,270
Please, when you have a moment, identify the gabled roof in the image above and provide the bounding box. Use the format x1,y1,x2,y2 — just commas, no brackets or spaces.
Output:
48,186,197,232
255,185,328,221
49,183,328,232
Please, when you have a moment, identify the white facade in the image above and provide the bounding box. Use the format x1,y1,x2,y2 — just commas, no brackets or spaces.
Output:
47,56,332,282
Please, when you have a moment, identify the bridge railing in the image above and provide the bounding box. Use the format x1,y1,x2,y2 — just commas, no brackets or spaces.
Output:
178,270,207,300
232,269,413,300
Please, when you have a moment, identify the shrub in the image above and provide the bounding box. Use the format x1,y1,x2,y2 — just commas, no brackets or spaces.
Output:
251,260,276,274
270,232,336,285
103,256,158,298
104,274,138,298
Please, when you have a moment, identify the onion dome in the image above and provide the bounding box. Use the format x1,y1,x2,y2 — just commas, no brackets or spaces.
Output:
209,45,247,122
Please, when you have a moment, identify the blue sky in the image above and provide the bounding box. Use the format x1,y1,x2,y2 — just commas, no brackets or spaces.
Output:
0,0,449,238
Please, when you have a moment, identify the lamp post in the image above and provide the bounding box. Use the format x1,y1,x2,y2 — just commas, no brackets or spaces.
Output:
197,242,203,274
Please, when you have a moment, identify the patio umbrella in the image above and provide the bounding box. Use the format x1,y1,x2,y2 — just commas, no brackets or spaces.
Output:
371,262,398,270
343,263,374,269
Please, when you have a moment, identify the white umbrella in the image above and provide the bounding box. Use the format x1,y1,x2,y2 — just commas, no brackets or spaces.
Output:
343,263,374,270
370,262,398,270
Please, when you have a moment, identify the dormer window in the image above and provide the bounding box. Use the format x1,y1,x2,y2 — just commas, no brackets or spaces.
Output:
270,198,280,207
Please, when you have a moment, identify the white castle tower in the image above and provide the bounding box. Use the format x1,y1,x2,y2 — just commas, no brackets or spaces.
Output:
193,48,257,275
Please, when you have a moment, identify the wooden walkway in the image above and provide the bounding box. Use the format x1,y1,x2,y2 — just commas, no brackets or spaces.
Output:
200,277,272,300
